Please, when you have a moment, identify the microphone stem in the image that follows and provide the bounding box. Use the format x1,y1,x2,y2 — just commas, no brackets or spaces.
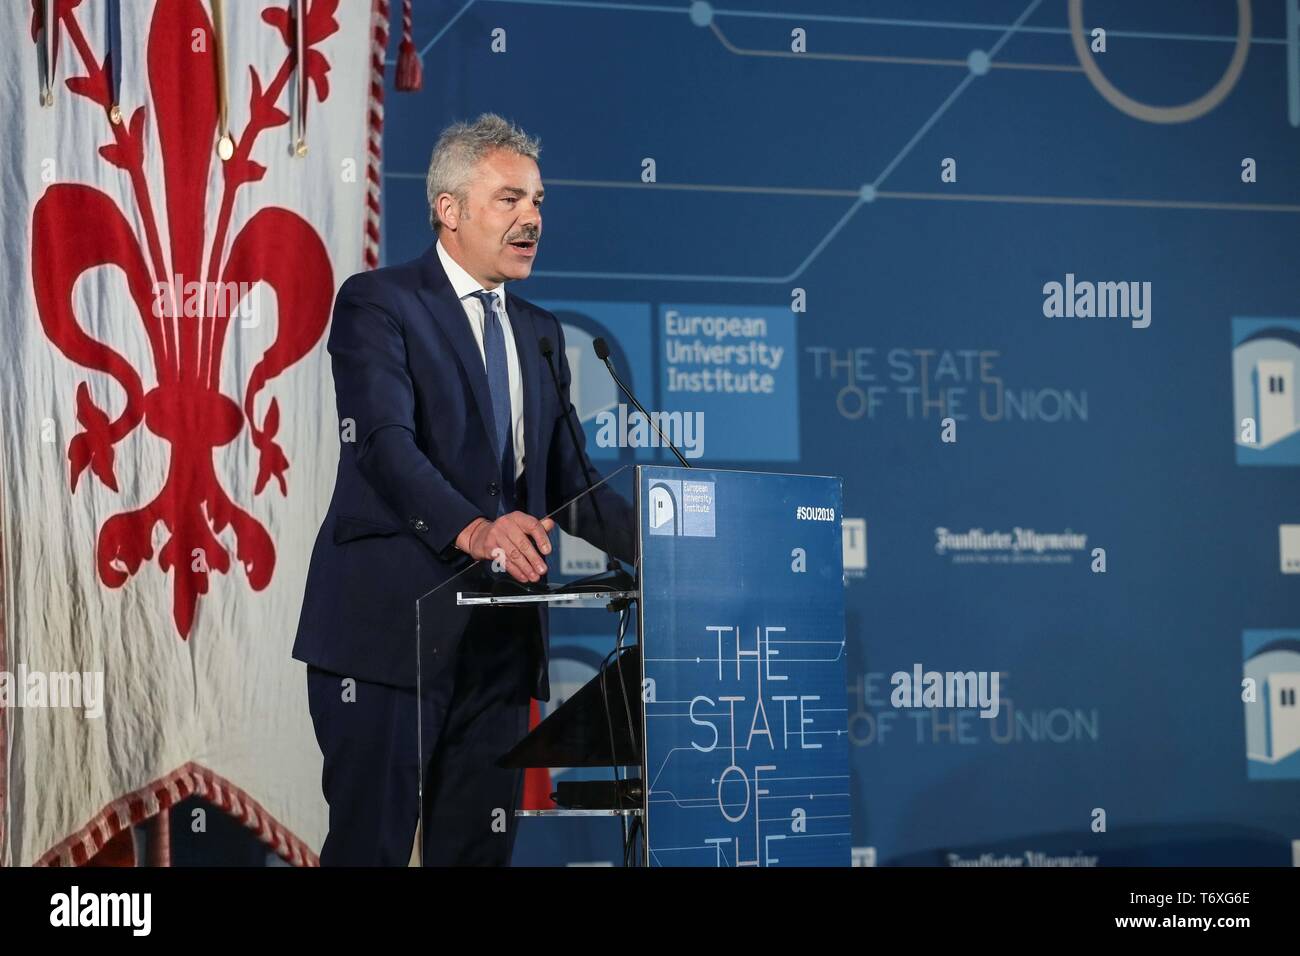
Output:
543,351,621,571
601,360,692,469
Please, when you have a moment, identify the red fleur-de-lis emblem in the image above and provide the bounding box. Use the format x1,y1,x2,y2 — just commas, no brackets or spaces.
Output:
30,0,339,637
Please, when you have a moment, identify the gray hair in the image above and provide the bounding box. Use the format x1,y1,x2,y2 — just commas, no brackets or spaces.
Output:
426,113,541,232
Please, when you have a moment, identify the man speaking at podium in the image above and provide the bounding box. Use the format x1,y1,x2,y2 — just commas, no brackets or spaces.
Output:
294,114,631,866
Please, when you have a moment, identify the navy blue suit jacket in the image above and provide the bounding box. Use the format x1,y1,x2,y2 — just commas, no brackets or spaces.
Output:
293,243,633,700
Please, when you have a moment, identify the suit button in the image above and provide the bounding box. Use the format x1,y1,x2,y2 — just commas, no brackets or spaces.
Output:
487,481,500,496
409,517,428,532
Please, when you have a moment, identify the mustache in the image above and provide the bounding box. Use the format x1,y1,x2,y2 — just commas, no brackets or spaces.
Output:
507,229,539,243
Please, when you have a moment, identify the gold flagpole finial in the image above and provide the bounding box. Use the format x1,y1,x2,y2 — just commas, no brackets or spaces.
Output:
212,0,232,160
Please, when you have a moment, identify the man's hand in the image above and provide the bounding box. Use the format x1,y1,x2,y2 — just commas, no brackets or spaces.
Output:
457,512,557,583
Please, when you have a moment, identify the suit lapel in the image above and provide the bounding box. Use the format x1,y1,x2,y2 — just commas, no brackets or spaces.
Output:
416,244,545,505
416,245,496,455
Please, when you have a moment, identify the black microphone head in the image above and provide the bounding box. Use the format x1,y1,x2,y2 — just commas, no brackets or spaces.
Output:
592,337,611,361
539,336,554,357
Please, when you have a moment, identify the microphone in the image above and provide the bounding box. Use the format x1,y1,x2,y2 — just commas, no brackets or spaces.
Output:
541,337,637,826
539,337,634,590
592,337,692,469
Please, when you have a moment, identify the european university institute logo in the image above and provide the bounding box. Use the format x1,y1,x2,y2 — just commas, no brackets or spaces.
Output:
538,300,800,463
1233,318,1300,465
648,480,716,537
1243,631,1300,781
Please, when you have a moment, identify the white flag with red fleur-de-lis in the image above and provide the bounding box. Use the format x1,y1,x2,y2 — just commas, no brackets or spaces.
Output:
0,0,383,866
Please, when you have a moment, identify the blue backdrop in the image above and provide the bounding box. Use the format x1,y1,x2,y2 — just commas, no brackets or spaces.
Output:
380,0,1300,866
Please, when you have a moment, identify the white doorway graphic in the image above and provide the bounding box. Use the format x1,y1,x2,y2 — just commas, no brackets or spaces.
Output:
1255,359,1296,448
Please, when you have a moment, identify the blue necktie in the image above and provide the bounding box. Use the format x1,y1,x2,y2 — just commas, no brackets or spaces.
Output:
470,289,515,513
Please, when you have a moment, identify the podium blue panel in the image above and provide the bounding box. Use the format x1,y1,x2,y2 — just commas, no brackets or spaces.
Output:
638,466,849,866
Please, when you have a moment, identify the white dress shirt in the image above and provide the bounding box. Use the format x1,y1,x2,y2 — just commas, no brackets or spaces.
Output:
436,239,526,480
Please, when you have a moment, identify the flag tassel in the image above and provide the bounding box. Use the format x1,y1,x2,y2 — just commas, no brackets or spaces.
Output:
395,0,421,92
